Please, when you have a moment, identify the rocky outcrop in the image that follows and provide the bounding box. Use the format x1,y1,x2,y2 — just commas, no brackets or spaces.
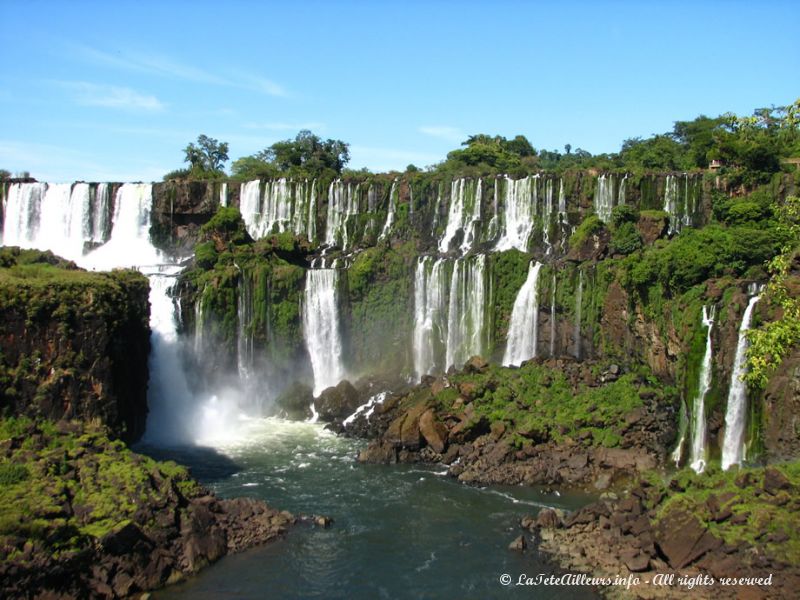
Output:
0,248,150,442
354,357,676,490
530,464,800,599
0,420,304,600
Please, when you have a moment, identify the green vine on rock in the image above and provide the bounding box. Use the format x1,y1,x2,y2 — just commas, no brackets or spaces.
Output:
746,195,800,389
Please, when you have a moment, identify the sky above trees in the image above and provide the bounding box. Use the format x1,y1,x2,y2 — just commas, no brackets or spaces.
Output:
0,0,798,181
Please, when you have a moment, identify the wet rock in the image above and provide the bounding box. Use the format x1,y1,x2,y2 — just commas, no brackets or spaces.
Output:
358,440,397,464
535,508,562,529
464,355,489,374
419,409,448,453
315,380,360,422
275,382,314,421
508,535,527,552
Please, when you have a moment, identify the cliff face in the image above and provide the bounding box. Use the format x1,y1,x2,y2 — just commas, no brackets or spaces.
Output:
0,248,150,442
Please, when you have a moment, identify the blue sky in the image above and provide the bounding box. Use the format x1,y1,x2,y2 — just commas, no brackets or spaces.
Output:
0,0,797,182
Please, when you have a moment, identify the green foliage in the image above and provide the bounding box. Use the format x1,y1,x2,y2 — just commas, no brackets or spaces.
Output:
610,221,643,255
490,250,531,340
195,242,218,269
0,169,11,180
230,155,279,180
746,195,800,388
232,130,349,180
610,204,639,227
0,462,29,485
569,214,604,248
619,135,690,170
184,134,229,175
200,207,251,245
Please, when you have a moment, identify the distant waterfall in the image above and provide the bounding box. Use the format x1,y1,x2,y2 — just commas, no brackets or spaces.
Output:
239,179,316,241
412,257,449,380
663,175,679,235
503,261,542,367
379,180,398,241
495,175,535,252
92,183,110,243
303,268,346,396
573,269,584,359
237,272,255,382
594,174,615,223
721,295,761,470
219,182,228,207
325,180,360,248
439,178,482,254
549,271,557,357
690,305,715,474
445,255,490,369
557,178,567,224
618,174,628,206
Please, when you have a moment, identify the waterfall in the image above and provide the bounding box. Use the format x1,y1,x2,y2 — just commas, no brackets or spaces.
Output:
503,261,542,367
689,305,715,474
495,175,535,252
412,257,450,380
557,178,567,225
325,180,360,248
617,174,628,206
219,182,228,207
721,295,761,470
237,272,255,382
663,174,681,235
549,271,557,357
485,178,500,242
92,183,110,243
303,268,346,397
594,174,614,223
240,179,315,240
573,269,584,359
439,178,482,254
379,180,398,241
543,178,554,254
445,254,490,370
430,184,443,236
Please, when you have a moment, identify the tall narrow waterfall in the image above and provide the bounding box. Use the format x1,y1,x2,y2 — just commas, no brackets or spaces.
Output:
690,305,715,473
543,179,554,254
557,178,567,224
445,255,490,370
303,268,346,396
503,261,542,367
618,174,628,206
573,269,584,359
594,174,614,223
412,257,449,380
219,182,228,207
379,180,398,240
721,295,761,470
496,175,535,252
663,175,679,235
237,272,255,382
439,178,482,254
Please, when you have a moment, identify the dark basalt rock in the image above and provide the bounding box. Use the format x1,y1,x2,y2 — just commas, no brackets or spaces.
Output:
315,380,360,422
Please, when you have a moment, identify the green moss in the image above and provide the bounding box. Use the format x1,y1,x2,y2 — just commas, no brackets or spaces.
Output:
569,214,604,249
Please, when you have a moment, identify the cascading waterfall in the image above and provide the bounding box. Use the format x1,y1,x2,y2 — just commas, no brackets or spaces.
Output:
721,294,761,470
594,174,615,223
573,269,584,359
240,179,315,241
325,180,360,248
543,178,554,254
689,305,715,474
445,254,490,370
379,180,398,240
495,175,535,252
557,178,567,224
92,183,110,243
219,182,228,207
663,175,679,235
303,268,346,398
485,178,500,241
439,178,482,254
412,256,449,380
502,261,542,367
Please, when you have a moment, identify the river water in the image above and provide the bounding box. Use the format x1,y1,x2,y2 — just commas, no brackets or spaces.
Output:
141,418,600,600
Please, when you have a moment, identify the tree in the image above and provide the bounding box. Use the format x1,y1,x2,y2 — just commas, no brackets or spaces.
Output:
232,130,350,179
0,169,10,180
183,135,229,175
564,143,572,155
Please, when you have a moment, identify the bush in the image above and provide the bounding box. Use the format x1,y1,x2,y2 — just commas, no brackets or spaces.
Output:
569,215,604,248
610,204,639,227
611,221,643,255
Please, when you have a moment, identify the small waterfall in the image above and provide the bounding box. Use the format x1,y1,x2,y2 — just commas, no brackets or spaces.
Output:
303,268,346,397
503,261,542,367
92,183,110,243
495,175,535,252
549,271,557,357
721,295,761,470
325,180,360,248
379,180,398,241
485,178,500,241
543,178,554,254
573,269,584,359
237,272,255,382
430,184,443,236
689,305,715,473
617,174,628,206
412,257,449,380
219,182,228,207
664,175,681,235
445,254,490,370
671,400,689,466
594,174,614,223
557,178,567,224
439,178,482,254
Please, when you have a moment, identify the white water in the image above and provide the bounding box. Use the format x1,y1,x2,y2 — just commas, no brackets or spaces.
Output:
240,179,315,241
219,182,228,207
495,176,535,252
721,295,761,470
325,180,360,248
549,271,557,357
557,178,567,224
543,179,554,254
663,175,679,235
594,174,614,223
379,180,398,241
343,391,389,426
439,178,482,254
303,268,346,396
503,262,542,367
412,257,449,380
445,254,489,370
689,305,715,473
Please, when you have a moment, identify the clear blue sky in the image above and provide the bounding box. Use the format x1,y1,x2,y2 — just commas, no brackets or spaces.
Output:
1,0,797,182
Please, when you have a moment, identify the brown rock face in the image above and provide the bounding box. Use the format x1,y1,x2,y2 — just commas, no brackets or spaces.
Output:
654,508,722,569
419,409,448,453
636,212,668,245
315,380,361,421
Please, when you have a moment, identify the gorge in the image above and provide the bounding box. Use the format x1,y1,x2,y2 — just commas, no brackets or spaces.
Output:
1,163,799,598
